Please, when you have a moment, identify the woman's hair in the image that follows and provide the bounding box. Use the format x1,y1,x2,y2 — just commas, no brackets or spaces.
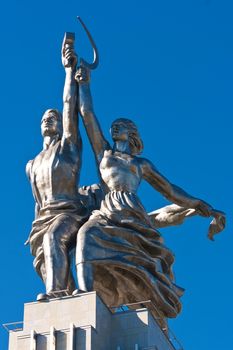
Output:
111,118,144,155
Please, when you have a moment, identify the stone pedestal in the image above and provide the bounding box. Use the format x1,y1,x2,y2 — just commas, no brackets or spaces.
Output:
8,292,178,350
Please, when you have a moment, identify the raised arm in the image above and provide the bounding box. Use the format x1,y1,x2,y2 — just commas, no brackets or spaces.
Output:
61,33,80,147
140,158,213,216
75,66,111,164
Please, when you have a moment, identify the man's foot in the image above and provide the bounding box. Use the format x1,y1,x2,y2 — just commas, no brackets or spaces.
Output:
36,293,50,302
72,289,86,296
37,289,72,301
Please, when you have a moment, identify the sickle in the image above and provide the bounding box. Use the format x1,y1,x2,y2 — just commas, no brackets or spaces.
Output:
77,16,99,70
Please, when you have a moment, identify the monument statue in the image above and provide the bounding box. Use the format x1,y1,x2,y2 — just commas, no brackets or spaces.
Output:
74,61,225,327
25,33,91,301
25,18,225,330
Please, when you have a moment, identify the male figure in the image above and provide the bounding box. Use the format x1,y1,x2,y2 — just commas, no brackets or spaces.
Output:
26,35,88,300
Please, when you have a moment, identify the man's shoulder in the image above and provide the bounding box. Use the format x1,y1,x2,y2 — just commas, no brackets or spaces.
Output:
26,159,34,179
26,147,46,174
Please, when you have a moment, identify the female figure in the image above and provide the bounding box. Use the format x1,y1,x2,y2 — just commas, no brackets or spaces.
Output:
75,66,221,325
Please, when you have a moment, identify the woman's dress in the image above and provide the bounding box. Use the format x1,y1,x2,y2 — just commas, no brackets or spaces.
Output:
76,189,184,323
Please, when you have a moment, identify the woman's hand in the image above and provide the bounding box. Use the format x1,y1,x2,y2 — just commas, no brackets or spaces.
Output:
75,66,90,84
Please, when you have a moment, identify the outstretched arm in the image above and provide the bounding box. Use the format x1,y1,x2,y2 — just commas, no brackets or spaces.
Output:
149,204,196,228
61,33,80,148
75,66,111,164
140,158,213,216
148,202,225,240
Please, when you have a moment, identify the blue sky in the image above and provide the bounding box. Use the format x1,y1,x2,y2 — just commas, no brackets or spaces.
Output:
0,1,232,349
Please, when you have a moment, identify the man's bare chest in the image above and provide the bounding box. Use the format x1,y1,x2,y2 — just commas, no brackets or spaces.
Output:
32,147,78,184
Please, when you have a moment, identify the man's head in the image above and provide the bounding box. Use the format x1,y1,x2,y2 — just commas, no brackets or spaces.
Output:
41,109,63,138
110,118,144,155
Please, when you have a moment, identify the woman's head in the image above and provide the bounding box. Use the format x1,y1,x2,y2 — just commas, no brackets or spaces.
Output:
110,118,143,155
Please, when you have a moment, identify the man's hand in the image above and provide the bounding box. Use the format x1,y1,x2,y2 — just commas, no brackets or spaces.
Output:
62,43,77,70
75,66,90,84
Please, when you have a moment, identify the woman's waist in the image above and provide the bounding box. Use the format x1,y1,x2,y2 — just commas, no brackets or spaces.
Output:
102,172,140,193
100,190,145,213
104,189,138,199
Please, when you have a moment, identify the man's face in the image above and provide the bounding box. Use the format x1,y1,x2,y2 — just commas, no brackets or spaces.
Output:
110,122,129,142
41,112,61,137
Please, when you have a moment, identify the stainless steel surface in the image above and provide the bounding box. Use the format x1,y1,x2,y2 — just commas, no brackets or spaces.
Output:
26,35,86,297
75,63,225,327
26,19,225,327
26,20,101,299
77,16,99,70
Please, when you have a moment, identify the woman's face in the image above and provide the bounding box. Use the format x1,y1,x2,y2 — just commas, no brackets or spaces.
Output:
110,121,129,142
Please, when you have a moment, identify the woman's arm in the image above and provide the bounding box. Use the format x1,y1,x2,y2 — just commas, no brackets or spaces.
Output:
75,66,111,164
140,157,213,216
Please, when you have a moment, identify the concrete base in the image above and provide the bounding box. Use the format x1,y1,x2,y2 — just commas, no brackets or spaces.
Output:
8,292,176,350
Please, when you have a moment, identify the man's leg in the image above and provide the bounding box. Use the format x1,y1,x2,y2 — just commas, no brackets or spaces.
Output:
76,262,94,291
33,247,47,283
42,215,79,294
67,255,76,294
75,221,96,292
